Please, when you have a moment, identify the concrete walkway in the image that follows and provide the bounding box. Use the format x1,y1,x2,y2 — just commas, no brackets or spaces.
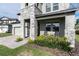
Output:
0,36,28,49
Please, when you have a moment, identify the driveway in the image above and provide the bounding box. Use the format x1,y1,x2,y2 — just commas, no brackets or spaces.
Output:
0,36,28,49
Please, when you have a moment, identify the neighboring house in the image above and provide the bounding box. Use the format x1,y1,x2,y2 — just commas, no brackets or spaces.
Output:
0,16,19,33
12,3,77,47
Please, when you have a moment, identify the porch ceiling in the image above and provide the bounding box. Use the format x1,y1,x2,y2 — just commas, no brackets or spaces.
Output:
36,15,65,20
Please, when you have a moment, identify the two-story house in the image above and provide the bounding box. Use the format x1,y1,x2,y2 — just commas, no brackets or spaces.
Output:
0,16,19,33
12,3,77,47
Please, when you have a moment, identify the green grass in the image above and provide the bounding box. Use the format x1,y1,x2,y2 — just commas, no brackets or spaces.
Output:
0,45,52,56
0,33,12,37
25,45,52,56
76,34,79,42
0,45,26,56
0,35,78,56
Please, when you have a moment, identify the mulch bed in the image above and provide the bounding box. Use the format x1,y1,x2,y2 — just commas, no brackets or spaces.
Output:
26,44,70,56
19,41,79,56
26,41,79,56
68,41,79,56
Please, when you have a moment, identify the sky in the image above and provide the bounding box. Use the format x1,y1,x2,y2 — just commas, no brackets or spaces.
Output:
0,3,79,18
70,3,79,18
0,3,20,18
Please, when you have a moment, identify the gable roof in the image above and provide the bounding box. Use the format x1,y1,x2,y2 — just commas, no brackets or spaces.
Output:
0,16,18,21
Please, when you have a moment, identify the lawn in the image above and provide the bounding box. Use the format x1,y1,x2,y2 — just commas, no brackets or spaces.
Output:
0,45,52,56
0,45,25,56
0,33,12,37
0,34,79,56
76,34,79,42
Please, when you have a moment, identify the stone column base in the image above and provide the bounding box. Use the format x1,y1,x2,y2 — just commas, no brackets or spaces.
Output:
65,29,75,48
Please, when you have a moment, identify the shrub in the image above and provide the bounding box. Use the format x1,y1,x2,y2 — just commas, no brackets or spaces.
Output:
16,37,23,42
56,36,71,51
33,35,72,51
76,29,79,34
28,38,34,44
34,35,46,46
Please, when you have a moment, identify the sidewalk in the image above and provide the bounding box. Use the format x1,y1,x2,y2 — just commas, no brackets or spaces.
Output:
0,36,28,49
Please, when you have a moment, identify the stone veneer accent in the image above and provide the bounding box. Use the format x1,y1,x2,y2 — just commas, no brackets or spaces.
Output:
20,14,25,38
29,3,37,40
65,14,76,47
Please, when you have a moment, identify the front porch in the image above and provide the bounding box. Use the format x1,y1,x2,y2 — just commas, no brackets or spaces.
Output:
37,17,65,36
23,17,65,37
20,9,77,48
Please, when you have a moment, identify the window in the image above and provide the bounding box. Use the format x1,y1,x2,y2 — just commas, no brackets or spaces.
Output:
53,23,59,31
45,23,59,32
53,3,59,11
46,24,51,31
46,3,59,12
46,3,51,12
53,26,59,31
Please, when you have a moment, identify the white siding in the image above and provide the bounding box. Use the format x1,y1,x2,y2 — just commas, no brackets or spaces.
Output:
14,27,21,36
0,25,8,33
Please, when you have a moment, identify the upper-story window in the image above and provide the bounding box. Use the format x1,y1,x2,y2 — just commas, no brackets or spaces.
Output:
46,3,59,12
46,3,51,12
53,3,59,11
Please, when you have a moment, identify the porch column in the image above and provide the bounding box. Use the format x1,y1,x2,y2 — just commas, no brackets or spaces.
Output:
20,15,25,38
29,3,37,40
65,14,76,48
